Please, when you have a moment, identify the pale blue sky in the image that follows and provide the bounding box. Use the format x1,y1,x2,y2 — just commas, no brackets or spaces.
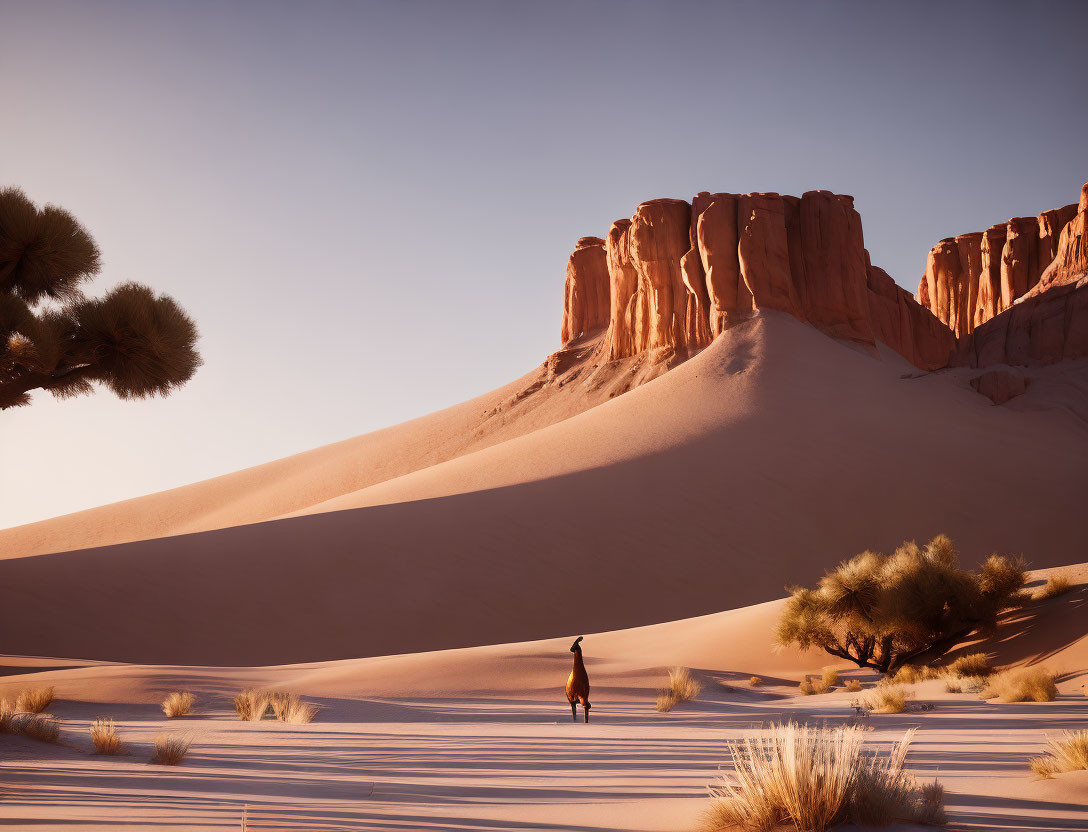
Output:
1,0,1085,529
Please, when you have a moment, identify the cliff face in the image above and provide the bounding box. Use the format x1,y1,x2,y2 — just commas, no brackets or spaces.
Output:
916,198,1080,338
956,184,1088,368
562,189,954,370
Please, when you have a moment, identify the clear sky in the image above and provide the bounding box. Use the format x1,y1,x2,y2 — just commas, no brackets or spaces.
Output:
1,0,1086,530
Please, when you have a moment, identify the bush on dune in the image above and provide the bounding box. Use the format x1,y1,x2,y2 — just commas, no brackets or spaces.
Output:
944,675,986,693
152,733,192,765
269,692,317,724
703,723,945,832
892,664,940,684
89,717,122,754
946,653,993,678
1030,730,1088,778
234,689,270,721
16,685,55,714
656,668,702,712
162,691,195,718
775,535,1027,674
748,676,763,687
1038,575,1073,599
19,713,60,743
863,682,912,714
982,667,1057,702
0,699,14,733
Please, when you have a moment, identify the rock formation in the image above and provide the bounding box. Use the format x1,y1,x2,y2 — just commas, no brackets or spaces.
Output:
954,183,1088,368
563,189,953,370
917,198,1080,335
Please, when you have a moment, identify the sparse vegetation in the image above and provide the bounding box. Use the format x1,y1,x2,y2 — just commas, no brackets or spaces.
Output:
19,713,60,742
234,689,270,721
0,699,14,733
656,668,702,712
16,685,55,714
152,734,192,765
162,691,195,718
892,664,940,684
748,676,763,687
982,667,1057,702
798,677,815,696
947,653,993,678
863,682,911,714
89,717,122,754
944,675,986,694
799,674,833,695
1038,575,1073,600
821,667,840,688
844,679,862,692
775,535,1027,673
269,692,317,724
1030,730,1088,778
703,723,944,832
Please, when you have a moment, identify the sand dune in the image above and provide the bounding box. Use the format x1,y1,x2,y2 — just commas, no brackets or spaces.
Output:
0,313,1085,666
1,566,1084,832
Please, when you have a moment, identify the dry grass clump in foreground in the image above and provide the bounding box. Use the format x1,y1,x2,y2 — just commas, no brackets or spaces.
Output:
16,685,55,713
946,652,993,678
19,713,60,743
703,723,945,832
892,664,941,684
234,689,270,721
89,717,122,754
945,675,986,693
799,674,833,695
162,691,195,718
152,734,192,765
748,676,763,687
269,692,317,724
0,699,15,733
843,679,862,692
656,668,702,712
1038,575,1073,599
821,667,840,688
983,667,1058,702
863,682,912,714
1030,730,1088,778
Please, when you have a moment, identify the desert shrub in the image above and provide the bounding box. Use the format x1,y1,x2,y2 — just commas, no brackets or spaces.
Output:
821,667,840,688
703,723,944,832
656,668,701,712
844,679,862,692
89,717,122,754
1038,575,1073,599
892,664,940,684
269,692,317,724
947,653,993,678
16,685,55,713
748,676,763,687
863,683,911,714
0,699,14,733
162,691,195,718
152,734,192,765
983,667,1057,702
19,713,60,742
917,780,948,826
234,689,270,721
1030,730,1088,778
775,535,1027,673
798,677,816,696
944,675,986,694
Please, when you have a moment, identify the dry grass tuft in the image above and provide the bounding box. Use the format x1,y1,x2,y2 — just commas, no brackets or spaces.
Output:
844,679,862,692
748,676,763,687
703,723,943,832
892,664,940,684
152,733,192,765
269,692,317,724
1038,575,1074,599
821,667,840,688
947,653,993,678
89,717,122,754
799,674,833,695
945,674,986,693
982,667,1057,703
656,668,702,713
0,699,15,733
162,691,195,718
863,683,912,714
234,689,270,721
19,713,60,743
16,685,55,714
917,779,948,826
1030,730,1088,778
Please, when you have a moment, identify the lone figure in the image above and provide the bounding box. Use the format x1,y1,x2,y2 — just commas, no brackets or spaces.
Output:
565,636,591,722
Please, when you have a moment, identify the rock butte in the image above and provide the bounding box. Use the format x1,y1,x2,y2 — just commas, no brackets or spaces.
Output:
562,183,1088,374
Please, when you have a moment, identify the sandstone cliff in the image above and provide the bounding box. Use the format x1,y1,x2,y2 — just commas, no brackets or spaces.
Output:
562,189,954,370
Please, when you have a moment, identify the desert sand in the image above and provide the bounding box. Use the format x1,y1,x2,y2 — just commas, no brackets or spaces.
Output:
0,565,1084,831
1,312,1086,666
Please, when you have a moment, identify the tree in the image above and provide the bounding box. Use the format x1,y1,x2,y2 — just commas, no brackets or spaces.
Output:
0,187,200,409
774,535,1027,673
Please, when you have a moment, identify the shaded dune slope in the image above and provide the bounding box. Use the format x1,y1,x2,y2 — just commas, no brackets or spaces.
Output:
0,313,1085,666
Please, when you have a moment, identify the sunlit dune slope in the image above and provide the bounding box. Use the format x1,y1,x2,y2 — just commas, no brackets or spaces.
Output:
0,313,1084,666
